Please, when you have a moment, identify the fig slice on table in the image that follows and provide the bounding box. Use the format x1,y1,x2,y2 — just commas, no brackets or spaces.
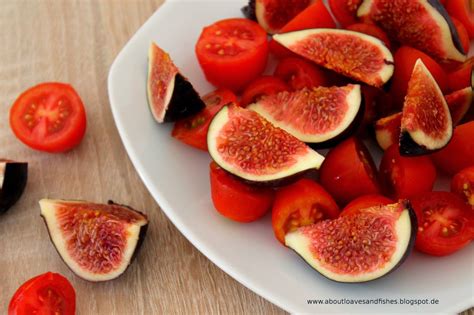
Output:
247,84,362,148
357,0,466,62
285,201,416,283
40,199,148,282
147,42,205,123
273,28,394,87
207,104,324,186
445,87,473,125
374,112,402,151
0,159,27,214
400,59,453,156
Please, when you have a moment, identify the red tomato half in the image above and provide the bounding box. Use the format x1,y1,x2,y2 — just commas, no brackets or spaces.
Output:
8,272,76,315
451,166,474,207
9,83,86,153
379,144,437,199
411,192,474,256
274,57,330,90
209,162,274,223
446,0,474,38
195,18,269,92
447,57,473,92
240,76,289,106
328,0,362,27
431,121,474,175
341,194,393,216
272,179,340,245
172,89,237,151
319,137,381,206
346,23,392,48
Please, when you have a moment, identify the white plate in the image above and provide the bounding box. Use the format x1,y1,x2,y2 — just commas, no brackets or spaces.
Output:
108,0,474,313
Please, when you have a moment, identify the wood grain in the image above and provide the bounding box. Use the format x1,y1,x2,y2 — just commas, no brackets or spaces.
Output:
0,1,471,315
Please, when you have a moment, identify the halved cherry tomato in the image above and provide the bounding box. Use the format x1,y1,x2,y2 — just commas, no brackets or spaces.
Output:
446,0,474,38
328,0,362,27
451,166,474,207
379,144,437,199
319,137,381,206
240,76,289,106
209,162,274,223
272,179,340,245
451,17,470,54
447,57,473,92
346,23,391,49
411,191,474,256
195,18,268,92
9,82,86,153
431,121,474,175
269,0,336,58
274,57,329,90
172,89,237,151
8,272,76,315
341,194,393,216
389,46,448,110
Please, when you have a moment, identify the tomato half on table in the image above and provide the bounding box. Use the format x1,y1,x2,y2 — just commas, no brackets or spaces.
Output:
209,162,274,223
341,194,393,217
9,82,87,153
379,144,437,199
274,57,329,90
240,76,289,106
172,89,237,151
195,18,269,92
272,179,340,245
8,272,76,315
451,166,474,207
411,191,474,256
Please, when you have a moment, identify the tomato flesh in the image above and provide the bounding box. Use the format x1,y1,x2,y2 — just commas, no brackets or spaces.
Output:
411,192,474,256
172,89,237,151
341,194,393,216
209,162,274,223
195,18,269,92
274,57,329,90
451,166,474,207
9,82,86,153
319,137,381,206
272,179,339,244
240,76,289,106
8,272,76,315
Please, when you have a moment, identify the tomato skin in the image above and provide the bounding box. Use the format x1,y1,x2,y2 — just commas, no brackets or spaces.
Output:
172,89,237,150
341,194,393,216
274,57,329,90
240,76,289,106
346,23,391,49
319,137,381,206
411,191,473,256
431,121,474,175
447,57,473,92
445,0,474,38
451,17,470,54
272,179,340,244
451,166,474,207
209,162,274,223
9,82,87,153
379,144,437,199
8,272,76,315
195,18,269,92
328,0,362,27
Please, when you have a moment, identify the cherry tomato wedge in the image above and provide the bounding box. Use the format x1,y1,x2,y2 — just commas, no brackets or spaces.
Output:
8,272,76,315
328,0,362,27
431,121,474,175
346,23,391,49
274,57,329,90
272,179,340,245
411,191,474,256
9,82,87,153
209,162,274,223
172,89,237,151
195,18,269,92
451,166,474,207
319,137,381,206
240,76,289,106
445,0,474,38
341,194,393,217
379,144,437,199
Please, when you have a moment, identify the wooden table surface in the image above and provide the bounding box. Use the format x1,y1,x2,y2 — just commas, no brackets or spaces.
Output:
0,1,472,314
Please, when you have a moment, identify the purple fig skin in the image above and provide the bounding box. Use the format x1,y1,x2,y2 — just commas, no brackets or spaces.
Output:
0,161,28,214
162,74,205,122
241,0,257,21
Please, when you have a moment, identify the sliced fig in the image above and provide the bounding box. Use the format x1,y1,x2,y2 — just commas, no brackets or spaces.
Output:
375,112,402,150
0,159,27,214
273,28,394,87
40,199,148,282
285,201,416,283
247,85,362,147
445,87,473,125
400,59,453,156
357,0,466,62
147,42,205,123
207,104,324,185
